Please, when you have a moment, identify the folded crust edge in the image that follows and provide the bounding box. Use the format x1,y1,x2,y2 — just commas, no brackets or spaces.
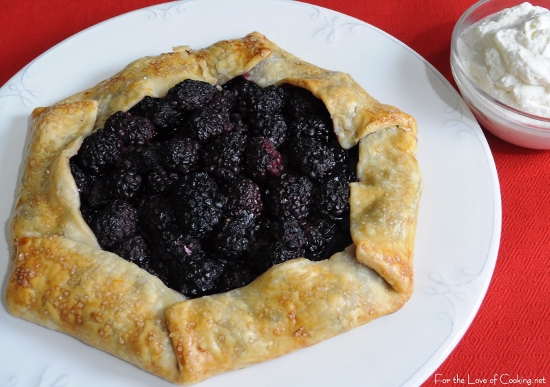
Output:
6,32,422,385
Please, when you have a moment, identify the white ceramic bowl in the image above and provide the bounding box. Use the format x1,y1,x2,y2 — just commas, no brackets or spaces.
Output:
451,0,550,149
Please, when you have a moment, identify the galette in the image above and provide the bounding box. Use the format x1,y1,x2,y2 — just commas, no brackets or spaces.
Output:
6,32,421,385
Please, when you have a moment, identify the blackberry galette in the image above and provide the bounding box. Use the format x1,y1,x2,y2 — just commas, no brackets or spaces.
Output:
7,32,421,385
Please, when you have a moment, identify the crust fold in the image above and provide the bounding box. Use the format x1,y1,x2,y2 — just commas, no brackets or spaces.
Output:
166,249,405,384
6,32,421,384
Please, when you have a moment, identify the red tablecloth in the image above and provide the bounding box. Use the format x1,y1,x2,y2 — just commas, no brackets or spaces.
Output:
2,0,549,385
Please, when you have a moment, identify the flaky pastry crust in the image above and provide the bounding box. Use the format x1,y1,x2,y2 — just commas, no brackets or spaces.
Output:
6,32,421,385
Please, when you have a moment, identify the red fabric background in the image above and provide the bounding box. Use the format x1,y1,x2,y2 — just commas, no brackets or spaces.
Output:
1,0,549,384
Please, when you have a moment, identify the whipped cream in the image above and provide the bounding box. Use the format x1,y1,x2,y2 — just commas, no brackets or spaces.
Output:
457,2,550,118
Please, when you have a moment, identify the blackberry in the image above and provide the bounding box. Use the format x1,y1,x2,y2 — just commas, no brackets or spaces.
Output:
286,137,335,180
128,95,157,118
170,173,226,238
138,194,177,235
161,137,200,174
142,257,171,286
225,178,262,219
201,132,247,182
244,137,285,183
246,219,306,275
128,96,183,135
150,100,184,135
166,79,218,112
77,129,120,175
116,154,144,174
328,142,349,166
339,162,358,183
208,89,236,112
226,77,288,115
80,207,97,226
103,111,156,153
271,219,305,251
211,217,258,257
129,96,184,135
82,177,111,209
255,85,288,113
229,112,250,134
144,166,179,194
91,200,138,248
254,217,278,239
313,176,350,219
71,77,358,297
331,144,359,182
185,103,232,141
156,225,202,264
226,77,262,118
289,115,332,143
303,217,339,261
268,174,313,222
125,142,163,173
325,215,353,257
253,217,304,251
112,234,150,265
216,259,254,293
284,86,329,120
248,112,287,148
107,167,142,200
247,241,301,275
69,159,92,195
176,257,225,298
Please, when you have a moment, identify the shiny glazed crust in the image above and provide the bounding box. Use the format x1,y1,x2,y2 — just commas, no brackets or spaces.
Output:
6,32,421,385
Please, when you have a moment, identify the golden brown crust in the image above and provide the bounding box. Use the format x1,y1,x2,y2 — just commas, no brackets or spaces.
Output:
10,101,99,248
351,127,421,296
6,32,421,384
62,32,272,130
7,236,184,381
166,248,404,384
244,36,417,149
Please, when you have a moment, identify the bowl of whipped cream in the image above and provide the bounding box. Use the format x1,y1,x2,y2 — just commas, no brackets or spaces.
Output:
451,0,550,149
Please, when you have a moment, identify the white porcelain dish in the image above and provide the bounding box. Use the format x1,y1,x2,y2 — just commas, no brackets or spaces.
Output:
0,0,501,386
451,0,550,149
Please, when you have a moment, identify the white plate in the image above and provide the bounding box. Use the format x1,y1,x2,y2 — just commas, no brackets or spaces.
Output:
0,0,501,386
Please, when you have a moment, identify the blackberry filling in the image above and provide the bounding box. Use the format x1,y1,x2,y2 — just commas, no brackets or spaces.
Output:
71,76,358,299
